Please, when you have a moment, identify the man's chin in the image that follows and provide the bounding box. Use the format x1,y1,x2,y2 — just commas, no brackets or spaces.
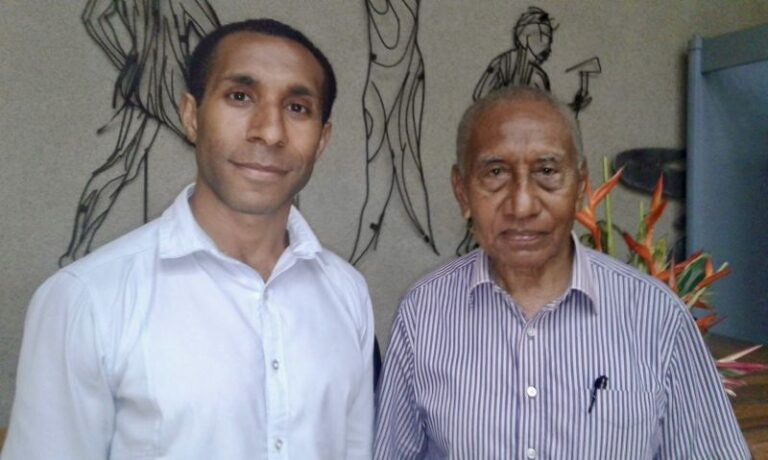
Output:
216,190,295,217
494,252,547,271
230,200,291,217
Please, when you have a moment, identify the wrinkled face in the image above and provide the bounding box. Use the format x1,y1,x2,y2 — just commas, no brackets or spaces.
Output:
180,32,330,218
452,99,585,274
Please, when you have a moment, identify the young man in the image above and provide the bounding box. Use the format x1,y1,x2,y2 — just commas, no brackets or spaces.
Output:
374,86,748,459
3,19,373,459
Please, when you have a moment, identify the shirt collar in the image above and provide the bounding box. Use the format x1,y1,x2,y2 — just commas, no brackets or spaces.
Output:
570,233,600,314
468,233,600,314
468,248,494,293
158,184,322,261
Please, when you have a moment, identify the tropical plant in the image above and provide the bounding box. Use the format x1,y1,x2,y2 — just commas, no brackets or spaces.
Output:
575,158,767,396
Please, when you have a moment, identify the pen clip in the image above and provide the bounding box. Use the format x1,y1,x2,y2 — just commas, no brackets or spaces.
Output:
595,375,608,390
588,375,608,414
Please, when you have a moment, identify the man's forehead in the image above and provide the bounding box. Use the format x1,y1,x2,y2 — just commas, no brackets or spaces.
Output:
209,32,324,80
473,99,569,137
466,98,577,159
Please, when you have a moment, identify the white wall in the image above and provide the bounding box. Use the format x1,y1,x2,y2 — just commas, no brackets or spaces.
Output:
1,0,766,425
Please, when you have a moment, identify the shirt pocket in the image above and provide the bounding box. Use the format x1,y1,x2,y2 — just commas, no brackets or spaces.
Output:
552,389,658,459
589,389,658,459
592,389,657,429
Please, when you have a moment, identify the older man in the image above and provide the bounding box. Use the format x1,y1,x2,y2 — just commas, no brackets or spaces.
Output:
374,87,748,459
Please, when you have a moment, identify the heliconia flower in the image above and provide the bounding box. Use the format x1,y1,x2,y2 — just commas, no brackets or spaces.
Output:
721,377,747,396
695,259,731,291
717,344,763,363
681,289,706,309
691,299,713,310
716,361,768,373
575,168,623,252
622,231,658,276
696,314,723,334
665,258,677,292
656,251,703,283
577,161,764,397
716,345,768,394
675,261,730,309
642,175,667,247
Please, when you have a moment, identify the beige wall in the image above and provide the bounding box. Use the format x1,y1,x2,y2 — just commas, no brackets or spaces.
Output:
1,0,767,425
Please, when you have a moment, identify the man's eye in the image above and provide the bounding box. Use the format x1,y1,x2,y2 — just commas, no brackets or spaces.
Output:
228,92,249,103
288,103,309,114
489,167,502,176
537,165,562,177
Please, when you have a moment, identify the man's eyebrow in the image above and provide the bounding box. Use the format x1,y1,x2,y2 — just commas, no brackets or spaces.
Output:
286,84,319,99
224,74,257,87
535,153,565,163
476,154,504,166
220,76,318,100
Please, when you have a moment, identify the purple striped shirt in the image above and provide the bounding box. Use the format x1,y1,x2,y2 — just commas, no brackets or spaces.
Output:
374,236,749,459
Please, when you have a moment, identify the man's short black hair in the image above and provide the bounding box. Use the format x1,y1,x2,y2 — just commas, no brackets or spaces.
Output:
186,18,337,124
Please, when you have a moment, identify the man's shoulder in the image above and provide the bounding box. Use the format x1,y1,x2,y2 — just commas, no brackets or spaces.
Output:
403,251,477,301
309,248,373,336
27,218,165,337
583,246,687,313
314,247,368,291
58,218,163,286
585,248,669,289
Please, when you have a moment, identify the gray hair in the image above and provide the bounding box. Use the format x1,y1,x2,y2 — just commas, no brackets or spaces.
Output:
455,86,584,176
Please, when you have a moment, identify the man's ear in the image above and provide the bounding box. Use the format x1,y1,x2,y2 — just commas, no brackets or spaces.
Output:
314,122,332,160
179,92,199,144
451,165,471,220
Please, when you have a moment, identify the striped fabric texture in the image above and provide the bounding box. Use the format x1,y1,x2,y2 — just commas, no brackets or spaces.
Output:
374,237,749,459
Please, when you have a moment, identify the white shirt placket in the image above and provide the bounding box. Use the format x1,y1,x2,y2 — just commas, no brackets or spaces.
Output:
259,290,289,459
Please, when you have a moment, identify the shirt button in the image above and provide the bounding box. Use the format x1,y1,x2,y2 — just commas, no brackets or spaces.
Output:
274,438,283,450
526,386,538,398
526,327,537,338
272,359,280,370
526,447,537,459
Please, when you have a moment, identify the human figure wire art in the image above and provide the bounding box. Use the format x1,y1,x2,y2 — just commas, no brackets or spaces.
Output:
457,6,600,255
472,6,556,99
59,0,220,266
349,0,438,265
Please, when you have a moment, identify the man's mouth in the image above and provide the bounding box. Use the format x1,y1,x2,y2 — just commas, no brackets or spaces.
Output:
231,160,289,180
499,230,546,245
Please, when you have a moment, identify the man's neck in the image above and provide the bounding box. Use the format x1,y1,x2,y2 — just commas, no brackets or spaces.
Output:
491,246,574,320
189,188,290,282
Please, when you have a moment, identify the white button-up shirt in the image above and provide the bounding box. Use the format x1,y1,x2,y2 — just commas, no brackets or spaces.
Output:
3,185,374,460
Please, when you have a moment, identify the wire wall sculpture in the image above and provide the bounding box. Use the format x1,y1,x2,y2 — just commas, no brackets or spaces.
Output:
566,56,601,118
473,6,556,99
349,0,438,265
59,0,220,266
457,6,602,255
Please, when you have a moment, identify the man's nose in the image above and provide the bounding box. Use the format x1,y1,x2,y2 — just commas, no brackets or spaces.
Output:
504,179,541,219
247,104,286,147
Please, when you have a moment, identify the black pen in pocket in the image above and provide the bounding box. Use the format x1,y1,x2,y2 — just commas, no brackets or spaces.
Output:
588,375,608,414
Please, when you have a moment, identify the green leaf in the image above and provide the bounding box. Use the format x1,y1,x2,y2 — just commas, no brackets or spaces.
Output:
685,287,707,310
677,255,707,295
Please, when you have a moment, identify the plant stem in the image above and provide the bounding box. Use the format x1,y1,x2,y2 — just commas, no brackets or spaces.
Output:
603,157,614,257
